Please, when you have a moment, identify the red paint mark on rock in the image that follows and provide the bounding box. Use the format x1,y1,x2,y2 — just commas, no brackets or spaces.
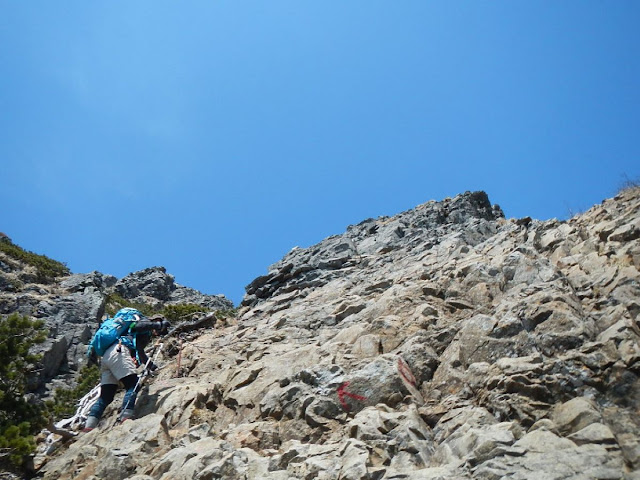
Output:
397,356,417,387
337,382,366,411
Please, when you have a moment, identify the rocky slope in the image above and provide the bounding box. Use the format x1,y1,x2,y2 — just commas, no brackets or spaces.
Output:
0,257,233,396
25,188,640,478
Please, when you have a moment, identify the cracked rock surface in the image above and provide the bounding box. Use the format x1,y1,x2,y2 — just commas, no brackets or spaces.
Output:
31,188,640,479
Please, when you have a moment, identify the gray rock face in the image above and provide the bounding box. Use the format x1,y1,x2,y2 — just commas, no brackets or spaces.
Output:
244,191,504,306
116,266,175,301
37,188,640,479
116,266,233,310
60,271,117,292
0,262,233,395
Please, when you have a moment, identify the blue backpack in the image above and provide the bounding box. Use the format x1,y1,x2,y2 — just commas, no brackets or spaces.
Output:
89,308,143,357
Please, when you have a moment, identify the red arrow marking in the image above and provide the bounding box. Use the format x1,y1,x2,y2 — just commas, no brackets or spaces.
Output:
337,382,366,411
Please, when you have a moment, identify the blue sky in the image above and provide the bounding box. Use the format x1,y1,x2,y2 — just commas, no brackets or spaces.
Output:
1,2,639,306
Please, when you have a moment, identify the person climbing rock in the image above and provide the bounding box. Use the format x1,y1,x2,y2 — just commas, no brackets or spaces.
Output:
83,308,170,432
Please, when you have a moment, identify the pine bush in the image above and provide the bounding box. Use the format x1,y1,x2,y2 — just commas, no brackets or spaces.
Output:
0,314,48,469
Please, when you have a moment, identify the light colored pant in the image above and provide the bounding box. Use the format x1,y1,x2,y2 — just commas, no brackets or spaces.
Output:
100,341,137,385
88,342,140,422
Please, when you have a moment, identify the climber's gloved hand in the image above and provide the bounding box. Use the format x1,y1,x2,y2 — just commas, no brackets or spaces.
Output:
155,319,171,335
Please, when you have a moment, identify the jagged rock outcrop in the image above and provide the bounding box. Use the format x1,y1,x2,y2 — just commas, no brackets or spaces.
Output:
36,189,640,479
0,258,232,396
115,266,233,311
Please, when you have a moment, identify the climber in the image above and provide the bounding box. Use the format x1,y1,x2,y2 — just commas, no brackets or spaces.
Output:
83,309,170,432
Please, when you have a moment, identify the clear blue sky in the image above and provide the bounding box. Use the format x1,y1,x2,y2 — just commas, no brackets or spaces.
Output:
1,2,638,305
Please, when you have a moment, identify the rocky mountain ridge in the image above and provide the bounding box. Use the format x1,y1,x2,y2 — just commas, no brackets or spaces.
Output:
4,188,640,479
0,256,233,395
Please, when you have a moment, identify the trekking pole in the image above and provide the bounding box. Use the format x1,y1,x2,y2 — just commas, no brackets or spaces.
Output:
116,342,164,424
134,342,164,392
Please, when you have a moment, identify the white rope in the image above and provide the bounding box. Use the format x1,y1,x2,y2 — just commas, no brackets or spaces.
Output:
54,383,102,431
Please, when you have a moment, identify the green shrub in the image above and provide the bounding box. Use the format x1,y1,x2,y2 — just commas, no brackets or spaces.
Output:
159,303,211,323
215,308,238,320
0,314,49,469
0,241,70,283
0,422,36,467
104,293,155,317
105,295,236,327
